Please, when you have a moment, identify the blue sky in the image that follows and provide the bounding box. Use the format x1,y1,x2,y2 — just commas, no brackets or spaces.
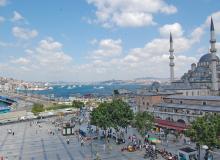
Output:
0,0,220,82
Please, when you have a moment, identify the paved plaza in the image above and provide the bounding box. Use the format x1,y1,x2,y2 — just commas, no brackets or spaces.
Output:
1,118,220,160
0,119,148,160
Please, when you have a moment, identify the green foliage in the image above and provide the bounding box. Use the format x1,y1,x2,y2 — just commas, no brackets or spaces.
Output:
186,114,220,148
72,100,84,108
47,104,72,110
134,111,154,136
90,99,134,130
31,103,45,115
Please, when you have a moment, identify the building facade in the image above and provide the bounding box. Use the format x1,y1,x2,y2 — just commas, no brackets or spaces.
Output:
152,95,220,124
136,91,179,112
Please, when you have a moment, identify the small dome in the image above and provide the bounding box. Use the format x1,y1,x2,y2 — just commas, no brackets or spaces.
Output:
199,53,219,63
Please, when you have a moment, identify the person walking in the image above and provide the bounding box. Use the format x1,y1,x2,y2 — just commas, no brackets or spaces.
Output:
81,138,84,147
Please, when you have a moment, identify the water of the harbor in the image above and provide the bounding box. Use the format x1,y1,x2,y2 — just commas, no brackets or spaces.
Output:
17,84,146,98
0,101,10,114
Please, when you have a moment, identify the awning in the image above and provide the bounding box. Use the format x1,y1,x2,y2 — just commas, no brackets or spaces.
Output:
154,119,188,131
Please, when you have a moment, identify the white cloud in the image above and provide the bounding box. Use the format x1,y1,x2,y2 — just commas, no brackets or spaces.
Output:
0,0,7,6
89,39,122,59
87,0,177,28
33,38,72,67
11,57,30,65
0,16,5,23
12,26,38,40
4,38,73,81
11,11,24,22
112,12,154,27
159,23,183,37
190,26,204,43
16,38,71,68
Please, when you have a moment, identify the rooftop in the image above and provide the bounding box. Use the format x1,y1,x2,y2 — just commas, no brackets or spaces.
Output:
166,95,220,101
136,91,178,96
199,53,219,63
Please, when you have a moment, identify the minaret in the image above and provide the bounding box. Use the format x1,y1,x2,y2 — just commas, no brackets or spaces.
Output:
210,17,218,92
169,32,175,83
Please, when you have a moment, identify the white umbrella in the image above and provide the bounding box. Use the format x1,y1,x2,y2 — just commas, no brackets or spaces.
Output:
202,145,209,150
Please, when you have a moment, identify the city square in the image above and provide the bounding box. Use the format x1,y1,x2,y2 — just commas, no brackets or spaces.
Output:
1,114,220,160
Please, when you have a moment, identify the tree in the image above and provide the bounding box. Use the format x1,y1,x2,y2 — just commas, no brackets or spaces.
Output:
186,114,220,148
110,100,134,129
72,100,84,108
90,99,134,130
90,102,112,130
134,111,154,136
31,103,45,115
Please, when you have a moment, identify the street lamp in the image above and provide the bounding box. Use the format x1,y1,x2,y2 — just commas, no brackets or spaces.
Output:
196,143,200,160
88,124,93,159
196,126,202,160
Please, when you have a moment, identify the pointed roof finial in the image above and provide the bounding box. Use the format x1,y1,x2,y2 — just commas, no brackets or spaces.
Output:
211,17,214,31
170,32,173,43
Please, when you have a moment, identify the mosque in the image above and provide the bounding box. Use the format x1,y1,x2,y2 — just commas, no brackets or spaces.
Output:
168,18,219,96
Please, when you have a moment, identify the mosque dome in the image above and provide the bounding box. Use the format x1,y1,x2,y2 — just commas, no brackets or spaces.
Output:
199,53,219,63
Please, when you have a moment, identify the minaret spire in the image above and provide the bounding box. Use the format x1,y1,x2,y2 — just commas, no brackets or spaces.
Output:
170,32,173,43
210,17,218,93
169,32,175,83
211,17,214,31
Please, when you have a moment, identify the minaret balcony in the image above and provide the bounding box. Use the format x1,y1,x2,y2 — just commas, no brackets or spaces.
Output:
210,48,217,53
169,49,174,52
170,63,175,66
210,39,216,43
169,55,174,59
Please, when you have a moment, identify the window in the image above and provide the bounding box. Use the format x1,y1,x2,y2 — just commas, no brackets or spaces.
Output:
180,101,183,104
203,101,207,105
170,100,173,103
186,92,188,96
192,92,194,96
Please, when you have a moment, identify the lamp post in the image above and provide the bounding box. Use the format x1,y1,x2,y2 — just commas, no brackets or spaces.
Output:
196,143,200,160
88,124,93,159
196,126,202,160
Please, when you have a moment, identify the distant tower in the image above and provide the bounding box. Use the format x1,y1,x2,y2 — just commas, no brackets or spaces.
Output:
169,32,175,83
210,17,218,92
